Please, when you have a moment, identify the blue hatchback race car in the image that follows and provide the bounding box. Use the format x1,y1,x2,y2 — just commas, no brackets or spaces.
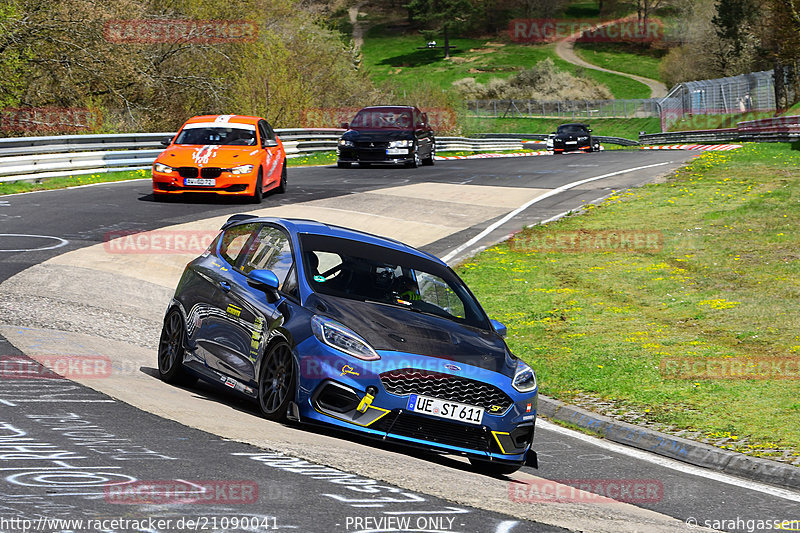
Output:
158,215,538,475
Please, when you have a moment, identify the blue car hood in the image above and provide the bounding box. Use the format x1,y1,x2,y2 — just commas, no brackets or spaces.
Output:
308,293,516,377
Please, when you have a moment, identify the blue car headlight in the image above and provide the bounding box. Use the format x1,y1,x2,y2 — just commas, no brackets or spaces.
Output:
512,360,537,393
338,139,354,147
311,315,380,361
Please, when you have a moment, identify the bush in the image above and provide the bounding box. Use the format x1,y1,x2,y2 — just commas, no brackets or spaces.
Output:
452,58,613,101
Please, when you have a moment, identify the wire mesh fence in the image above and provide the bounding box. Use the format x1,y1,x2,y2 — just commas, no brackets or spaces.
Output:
659,70,776,131
466,70,780,133
466,98,661,120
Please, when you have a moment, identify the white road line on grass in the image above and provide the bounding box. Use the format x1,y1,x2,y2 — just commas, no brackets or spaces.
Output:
441,161,673,263
537,419,800,502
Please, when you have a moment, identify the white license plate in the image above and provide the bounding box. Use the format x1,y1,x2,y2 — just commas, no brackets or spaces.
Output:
386,148,408,155
406,394,484,425
566,141,577,144
184,178,215,186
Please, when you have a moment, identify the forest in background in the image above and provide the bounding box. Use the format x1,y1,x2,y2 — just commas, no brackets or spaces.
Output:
0,0,798,134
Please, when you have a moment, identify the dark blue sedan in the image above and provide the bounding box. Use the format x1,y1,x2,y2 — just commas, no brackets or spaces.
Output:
158,215,538,475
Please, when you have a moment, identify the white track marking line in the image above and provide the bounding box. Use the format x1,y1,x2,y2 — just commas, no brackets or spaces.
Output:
495,521,520,533
441,161,673,263
0,234,68,252
537,419,800,502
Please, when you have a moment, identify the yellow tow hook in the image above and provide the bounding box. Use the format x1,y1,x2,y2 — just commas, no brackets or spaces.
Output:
357,386,378,413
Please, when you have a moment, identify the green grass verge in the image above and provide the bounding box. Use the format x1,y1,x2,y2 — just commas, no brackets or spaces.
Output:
783,102,800,115
0,154,335,196
0,169,150,196
361,26,651,99
464,116,660,138
573,42,665,82
287,152,338,167
456,143,800,456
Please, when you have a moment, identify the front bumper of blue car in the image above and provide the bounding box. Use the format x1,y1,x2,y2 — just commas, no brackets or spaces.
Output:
293,336,538,464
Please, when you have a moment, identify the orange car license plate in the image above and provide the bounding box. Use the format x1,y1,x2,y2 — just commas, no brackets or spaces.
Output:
185,178,215,186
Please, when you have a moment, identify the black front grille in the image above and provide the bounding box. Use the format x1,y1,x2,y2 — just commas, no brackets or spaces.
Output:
356,141,389,149
200,167,222,179
178,167,198,178
380,368,513,412
372,411,492,451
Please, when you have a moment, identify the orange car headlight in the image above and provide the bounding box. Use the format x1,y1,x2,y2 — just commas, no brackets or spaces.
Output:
229,164,254,175
154,162,174,173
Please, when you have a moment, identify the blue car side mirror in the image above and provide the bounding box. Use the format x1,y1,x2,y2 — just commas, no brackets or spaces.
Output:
247,269,281,302
490,319,507,338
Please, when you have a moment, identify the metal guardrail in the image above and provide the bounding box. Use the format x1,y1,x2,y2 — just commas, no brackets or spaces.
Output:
473,132,639,146
0,129,347,182
0,130,554,183
0,128,645,183
639,115,800,145
639,129,740,145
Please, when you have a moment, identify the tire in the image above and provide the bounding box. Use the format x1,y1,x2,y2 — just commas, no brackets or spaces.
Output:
276,162,287,194
258,341,295,421
422,144,435,166
251,169,263,204
337,161,352,169
406,148,421,168
158,310,192,385
468,458,521,477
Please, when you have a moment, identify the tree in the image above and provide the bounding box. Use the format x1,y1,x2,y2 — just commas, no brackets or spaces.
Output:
405,0,474,59
636,0,668,27
712,0,755,55
763,0,800,109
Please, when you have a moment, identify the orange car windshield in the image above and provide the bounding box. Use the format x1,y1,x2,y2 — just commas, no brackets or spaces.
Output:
175,126,257,146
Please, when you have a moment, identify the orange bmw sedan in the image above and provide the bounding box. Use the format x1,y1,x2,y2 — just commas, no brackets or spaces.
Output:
152,115,286,203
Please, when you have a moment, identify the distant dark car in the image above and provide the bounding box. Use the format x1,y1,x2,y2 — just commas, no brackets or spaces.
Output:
551,123,600,154
337,106,435,168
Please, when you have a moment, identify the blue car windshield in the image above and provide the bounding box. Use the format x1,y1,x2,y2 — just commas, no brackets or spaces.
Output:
299,234,489,330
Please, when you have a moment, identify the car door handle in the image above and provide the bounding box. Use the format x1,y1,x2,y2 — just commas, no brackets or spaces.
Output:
219,281,231,293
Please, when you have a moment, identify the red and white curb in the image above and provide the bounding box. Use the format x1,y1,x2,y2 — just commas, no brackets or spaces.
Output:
641,144,742,151
435,151,550,161
435,147,605,161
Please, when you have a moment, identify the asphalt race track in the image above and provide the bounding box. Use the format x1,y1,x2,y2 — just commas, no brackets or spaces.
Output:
1,151,799,533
